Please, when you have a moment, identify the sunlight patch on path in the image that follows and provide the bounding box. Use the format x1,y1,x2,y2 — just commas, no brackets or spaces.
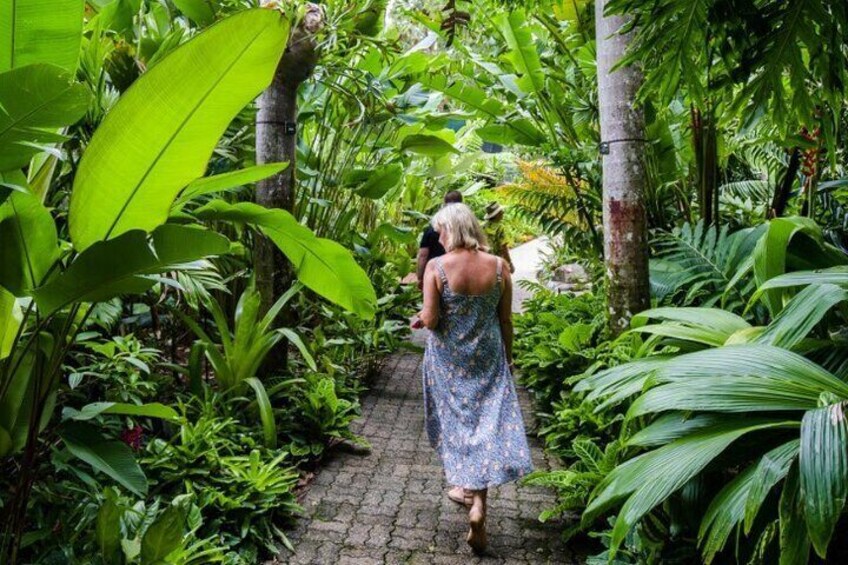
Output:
510,237,551,313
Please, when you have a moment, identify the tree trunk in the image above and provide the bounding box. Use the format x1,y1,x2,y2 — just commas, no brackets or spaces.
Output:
769,147,800,218
254,7,321,371
595,1,651,334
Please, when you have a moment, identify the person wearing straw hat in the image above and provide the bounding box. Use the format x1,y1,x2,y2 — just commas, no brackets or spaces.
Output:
484,202,515,273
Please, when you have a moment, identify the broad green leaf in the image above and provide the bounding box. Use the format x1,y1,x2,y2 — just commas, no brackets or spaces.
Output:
576,356,671,411
244,377,276,448
193,200,377,319
419,75,506,117
0,64,88,171
629,376,824,416
628,413,724,447
171,0,215,25
498,10,545,96
0,351,35,455
800,403,848,557
753,217,848,316
476,122,543,147
400,133,460,156
68,9,291,250
0,190,60,295
779,464,810,565
755,284,848,349
33,225,229,315
140,503,187,564
631,307,750,339
369,223,416,245
0,0,85,72
755,267,848,293
699,463,757,563
67,402,179,421
60,421,148,495
631,323,729,348
174,162,288,207
95,492,123,564
0,287,21,359
642,345,848,399
744,440,799,532
586,419,798,553
343,164,403,199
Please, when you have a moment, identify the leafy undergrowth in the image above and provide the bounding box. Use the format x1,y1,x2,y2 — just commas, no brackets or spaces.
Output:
6,280,415,563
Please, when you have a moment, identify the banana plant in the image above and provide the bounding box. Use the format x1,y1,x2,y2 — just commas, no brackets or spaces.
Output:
0,6,372,560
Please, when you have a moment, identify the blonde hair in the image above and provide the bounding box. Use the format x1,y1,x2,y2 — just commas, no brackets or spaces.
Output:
431,203,489,252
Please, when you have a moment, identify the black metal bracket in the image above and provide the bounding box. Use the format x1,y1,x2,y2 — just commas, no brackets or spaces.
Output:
599,138,647,155
256,121,297,135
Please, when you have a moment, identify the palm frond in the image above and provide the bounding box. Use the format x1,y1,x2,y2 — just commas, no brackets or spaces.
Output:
649,220,765,312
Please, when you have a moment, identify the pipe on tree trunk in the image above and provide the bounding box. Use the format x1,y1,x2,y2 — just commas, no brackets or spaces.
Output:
255,5,322,371
595,1,651,335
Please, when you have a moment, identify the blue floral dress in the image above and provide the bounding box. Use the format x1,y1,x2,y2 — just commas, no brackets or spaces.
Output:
423,257,534,490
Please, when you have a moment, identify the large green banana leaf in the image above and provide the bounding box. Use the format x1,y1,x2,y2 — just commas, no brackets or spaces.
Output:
60,421,147,495
0,288,21,359
497,10,545,97
174,162,288,207
0,64,89,171
193,200,377,319
0,0,85,72
69,9,291,250
33,225,229,315
0,190,60,295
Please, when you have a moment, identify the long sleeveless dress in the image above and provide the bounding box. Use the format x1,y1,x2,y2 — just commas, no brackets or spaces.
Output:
423,257,534,490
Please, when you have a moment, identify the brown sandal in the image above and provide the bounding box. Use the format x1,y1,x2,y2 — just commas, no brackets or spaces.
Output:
447,486,473,506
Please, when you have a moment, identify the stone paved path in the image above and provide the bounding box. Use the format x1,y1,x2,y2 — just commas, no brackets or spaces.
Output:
277,351,580,564
509,237,551,313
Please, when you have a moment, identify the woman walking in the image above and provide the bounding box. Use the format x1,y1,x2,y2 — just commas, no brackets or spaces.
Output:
412,203,533,553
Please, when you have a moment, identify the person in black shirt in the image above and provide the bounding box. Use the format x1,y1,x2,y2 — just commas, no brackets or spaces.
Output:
417,191,463,289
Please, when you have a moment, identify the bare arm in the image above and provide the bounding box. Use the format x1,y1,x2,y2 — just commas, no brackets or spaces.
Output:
416,248,430,289
418,261,441,329
502,247,516,273
497,259,514,364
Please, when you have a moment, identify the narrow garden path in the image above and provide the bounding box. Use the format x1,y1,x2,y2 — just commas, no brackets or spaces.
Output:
510,237,551,313
278,353,577,564
277,239,579,564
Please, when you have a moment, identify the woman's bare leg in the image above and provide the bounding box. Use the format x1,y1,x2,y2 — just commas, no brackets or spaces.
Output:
466,488,487,553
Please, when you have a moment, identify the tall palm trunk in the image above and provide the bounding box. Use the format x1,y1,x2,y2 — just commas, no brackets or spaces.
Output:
595,1,651,334
255,6,321,370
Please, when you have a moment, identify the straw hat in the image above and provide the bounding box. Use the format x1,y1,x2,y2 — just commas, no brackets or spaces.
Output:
484,202,504,221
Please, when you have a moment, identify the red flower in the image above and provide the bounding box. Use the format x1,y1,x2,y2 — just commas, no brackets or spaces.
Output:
120,426,144,451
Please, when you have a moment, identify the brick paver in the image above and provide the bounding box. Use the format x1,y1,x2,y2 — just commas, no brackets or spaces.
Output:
275,351,582,564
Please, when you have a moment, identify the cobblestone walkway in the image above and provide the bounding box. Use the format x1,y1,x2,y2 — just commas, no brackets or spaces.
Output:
277,351,580,564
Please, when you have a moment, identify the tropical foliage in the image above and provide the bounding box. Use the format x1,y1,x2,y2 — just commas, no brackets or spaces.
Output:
3,0,848,562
